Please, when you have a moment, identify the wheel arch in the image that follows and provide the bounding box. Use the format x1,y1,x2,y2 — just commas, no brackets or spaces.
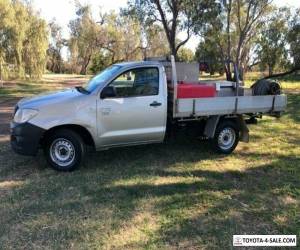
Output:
204,115,249,142
41,124,96,149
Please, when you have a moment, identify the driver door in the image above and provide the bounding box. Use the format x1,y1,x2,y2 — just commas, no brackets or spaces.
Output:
97,66,167,147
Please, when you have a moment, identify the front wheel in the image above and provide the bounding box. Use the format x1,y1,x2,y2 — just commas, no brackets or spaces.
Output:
212,120,240,154
44,129,86,171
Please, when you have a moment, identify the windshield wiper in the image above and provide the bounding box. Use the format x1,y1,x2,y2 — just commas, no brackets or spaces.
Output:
75,86,90,94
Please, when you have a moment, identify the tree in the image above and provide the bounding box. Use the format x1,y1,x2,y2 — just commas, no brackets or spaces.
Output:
234,0,273,79
125,0,202,58
287,8,300,68
193,0,273,81
10,0,30,77
69,5,145,75
177,47,194,62
89,12,144,73
0,0,48,79
68,4,102,74
0,0,13,81
143,24,169,58
256,8,289,76
22,6,48,79
89,52,111,74
47,20,66,73
90,14,170,73
195,40,224,75
102,12,143,63
263,8,300,79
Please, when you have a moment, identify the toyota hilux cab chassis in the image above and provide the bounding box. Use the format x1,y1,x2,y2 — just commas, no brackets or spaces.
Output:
11,56,287,171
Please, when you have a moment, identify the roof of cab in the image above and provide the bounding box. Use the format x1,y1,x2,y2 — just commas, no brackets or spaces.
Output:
115,61,163,68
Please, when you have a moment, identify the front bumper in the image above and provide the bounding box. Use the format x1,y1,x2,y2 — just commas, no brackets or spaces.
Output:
10,122,45,156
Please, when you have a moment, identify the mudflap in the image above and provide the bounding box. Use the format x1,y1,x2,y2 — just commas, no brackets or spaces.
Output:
204,115,249,143
236,115,249,143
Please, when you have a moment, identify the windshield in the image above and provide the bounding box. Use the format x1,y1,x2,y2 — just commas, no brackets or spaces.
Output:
84,65,122,92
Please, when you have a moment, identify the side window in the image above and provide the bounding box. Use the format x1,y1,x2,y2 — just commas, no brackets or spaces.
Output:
109,67,159,98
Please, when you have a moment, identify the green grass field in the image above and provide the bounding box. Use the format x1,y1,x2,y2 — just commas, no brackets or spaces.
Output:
0,74,299,249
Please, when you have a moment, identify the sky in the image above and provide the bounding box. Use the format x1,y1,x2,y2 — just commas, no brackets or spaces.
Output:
33,0,300,52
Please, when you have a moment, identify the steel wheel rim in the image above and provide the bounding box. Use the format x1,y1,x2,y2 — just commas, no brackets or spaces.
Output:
218,127,236,151
50,138,75,167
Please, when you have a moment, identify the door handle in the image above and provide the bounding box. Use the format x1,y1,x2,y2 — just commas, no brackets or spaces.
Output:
150,101,162,107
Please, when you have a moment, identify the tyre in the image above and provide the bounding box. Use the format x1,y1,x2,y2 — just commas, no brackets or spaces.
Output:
212,120,240,154
44,129,86,171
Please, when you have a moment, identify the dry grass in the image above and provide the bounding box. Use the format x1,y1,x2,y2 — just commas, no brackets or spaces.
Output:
0,73,299,249
0,74,89,98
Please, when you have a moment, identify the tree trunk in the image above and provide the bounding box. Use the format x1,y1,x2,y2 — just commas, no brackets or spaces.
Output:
171,43,177,60
263,66,300,79
226,0,232,81
80,64,87,75
268,65,273,77
80,54,91,75
153,0,181,60
225,70,232,81
239,66,244,82
0,61,3,88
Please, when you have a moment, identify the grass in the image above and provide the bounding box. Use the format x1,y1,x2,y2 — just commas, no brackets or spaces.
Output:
0,74,90,98
0,73,299,249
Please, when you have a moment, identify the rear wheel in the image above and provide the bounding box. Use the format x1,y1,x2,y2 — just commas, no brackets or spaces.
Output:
213,120,239,154
44,129,85,171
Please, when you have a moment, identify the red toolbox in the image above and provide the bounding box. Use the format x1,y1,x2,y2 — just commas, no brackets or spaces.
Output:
177,81,216,98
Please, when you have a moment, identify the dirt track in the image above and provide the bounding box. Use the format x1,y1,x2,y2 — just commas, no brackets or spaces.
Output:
0,98,19,136
0,75,89,138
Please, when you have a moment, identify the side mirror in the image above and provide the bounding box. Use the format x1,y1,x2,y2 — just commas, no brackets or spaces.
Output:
101,86,117,99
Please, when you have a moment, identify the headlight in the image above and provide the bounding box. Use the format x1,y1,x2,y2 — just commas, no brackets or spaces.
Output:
14,108,38,123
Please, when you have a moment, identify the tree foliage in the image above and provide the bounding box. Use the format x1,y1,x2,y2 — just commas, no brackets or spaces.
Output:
69,5,147,74
0,0,48,79
125,0,189,58
256,8,289,76
68,4,101,74
1,0,300,80
177,47,194,62
124,0,217,59
287,8,300,68
263,7,300,79
101,12,143,63
143,24,169,59
195,40,224,75
193,0,273,80
47,20,66,73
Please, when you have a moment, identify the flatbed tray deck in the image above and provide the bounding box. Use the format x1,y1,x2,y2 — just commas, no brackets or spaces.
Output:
174,95,287,118
167,56,287,119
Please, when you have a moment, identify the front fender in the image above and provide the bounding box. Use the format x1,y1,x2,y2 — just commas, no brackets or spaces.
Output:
29,98,97,140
